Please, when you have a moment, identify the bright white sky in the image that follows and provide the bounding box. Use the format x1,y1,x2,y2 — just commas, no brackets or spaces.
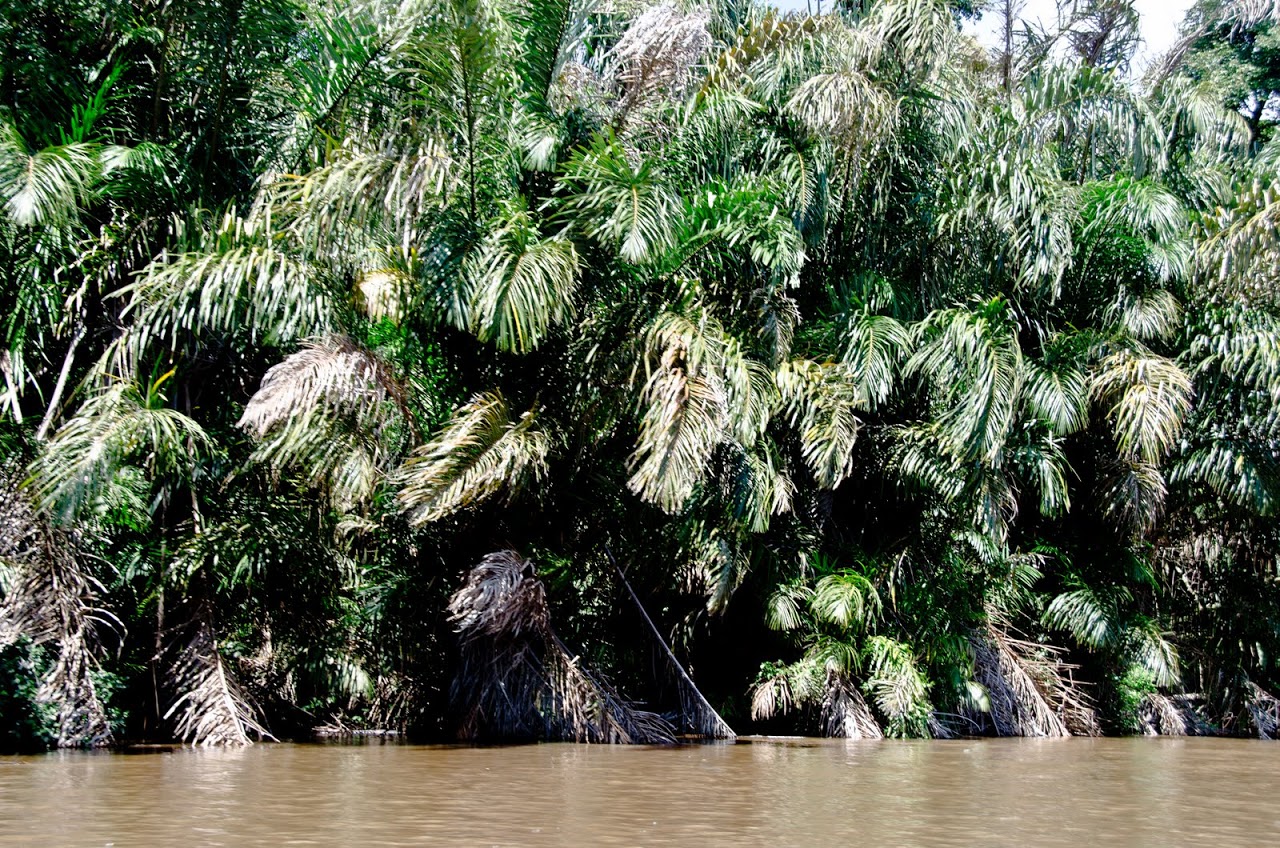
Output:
773,0,1197,71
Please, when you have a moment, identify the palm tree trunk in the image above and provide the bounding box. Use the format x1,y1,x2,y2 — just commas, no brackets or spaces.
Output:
35,323,85,441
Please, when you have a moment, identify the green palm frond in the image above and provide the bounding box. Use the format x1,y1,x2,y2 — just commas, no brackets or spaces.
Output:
1125,616,1181,689
1043,584,1130,651
627,313,733,512
677,178,807,279
906,301,1023,465
264,141,452,254
1169,442,1278,516
776,358,861,489
811,570,881,632
1106,288,1183,342
29,378,214,522
396,391,549,525
841,312,909,411
1010,431,1072,517
462,201,580,353
890,425,966,500
513,0,596,108
1022,358,1089,436
863,635,931,738
115,215,332,362
280,5,407,171
765,581,812,632
1098,459,1168,534
559,136,679,263
1091,350,1193,465
1083,178,1191,283
728,442,794,533
0,126,101,228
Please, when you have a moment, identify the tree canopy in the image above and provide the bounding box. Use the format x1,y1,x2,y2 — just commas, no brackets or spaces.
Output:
2,0,1279,747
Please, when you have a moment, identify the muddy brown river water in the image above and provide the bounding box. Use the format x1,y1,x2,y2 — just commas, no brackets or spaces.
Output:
1,737,1277,846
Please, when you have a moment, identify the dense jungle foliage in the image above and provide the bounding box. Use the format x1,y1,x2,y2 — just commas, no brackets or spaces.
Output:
3,0,1280,749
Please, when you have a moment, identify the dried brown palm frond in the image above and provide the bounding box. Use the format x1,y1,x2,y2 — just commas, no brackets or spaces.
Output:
163,605,272,747
968,623,1076,738
820,672,883,740
751,662,882,739
1244,679,1280,740
1138,693,1214,736
448,551,675,744
607,3,711,122
238,335,414,509
239,334,410,438
0,463,115,747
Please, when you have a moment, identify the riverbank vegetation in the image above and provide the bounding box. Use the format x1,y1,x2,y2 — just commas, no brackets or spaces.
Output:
2,0,1279,749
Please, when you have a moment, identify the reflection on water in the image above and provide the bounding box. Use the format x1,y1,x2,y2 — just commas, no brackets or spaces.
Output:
2,738,1278,846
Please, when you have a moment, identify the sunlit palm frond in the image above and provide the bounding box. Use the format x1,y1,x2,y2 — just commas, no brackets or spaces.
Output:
863,635,931,738
627,313,731,512
841,312,908,411
1022,358,1089,436
1197,180,1280,296
1106,288,1183,342
116,215,332,362
811,570,881,632
463,202,579,353
1091,350,1193,465
239,334,407,437
396,392,549,525
776,358,861,489
1169,442,1279,517
785,63,895,148
906,301,1023,465
1126,616,1181,689
29,379,213,522
0,126,101,228
1043,584,1129,651
765,581,812,632
559,136,679,263
861,0,959,79
263,140,452,255
728,442,794,533
239,335,412,509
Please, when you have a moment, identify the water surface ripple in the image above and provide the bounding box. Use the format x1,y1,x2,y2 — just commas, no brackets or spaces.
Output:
2,737,1278,846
